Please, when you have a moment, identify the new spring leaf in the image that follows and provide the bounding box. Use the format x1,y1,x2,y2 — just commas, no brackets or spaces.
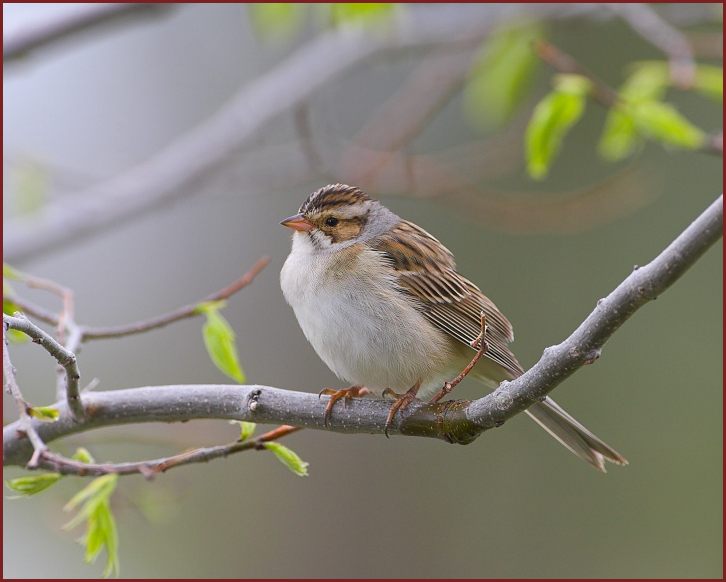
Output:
5,473,62,497
525,74,590,179
264,442,309,477
197,301,246,383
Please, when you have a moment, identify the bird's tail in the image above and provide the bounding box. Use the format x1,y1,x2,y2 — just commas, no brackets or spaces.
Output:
525,397,628,472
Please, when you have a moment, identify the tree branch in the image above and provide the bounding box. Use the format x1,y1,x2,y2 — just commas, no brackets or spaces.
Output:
4,194,721,473
36,425,301,478
80,256,270,341
3,4,172,63
1,4,611,263
4,257,269,341
608,3,696,87
4,314,83,419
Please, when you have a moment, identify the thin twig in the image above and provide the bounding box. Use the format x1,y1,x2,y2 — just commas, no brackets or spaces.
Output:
2,324,47,468
3,314,83,420
4,194,722,470
14,271,82,400
34,425,301,478
534,40,620,107
80,256,270,340
3,257,270,341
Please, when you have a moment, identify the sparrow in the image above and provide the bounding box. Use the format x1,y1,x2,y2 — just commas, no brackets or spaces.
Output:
280,183,627,471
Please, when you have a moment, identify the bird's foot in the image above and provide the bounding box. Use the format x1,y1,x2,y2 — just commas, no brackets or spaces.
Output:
383,381,421,438
319,385,369,426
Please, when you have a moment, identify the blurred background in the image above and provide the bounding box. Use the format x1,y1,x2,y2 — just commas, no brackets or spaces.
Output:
3,3,722,578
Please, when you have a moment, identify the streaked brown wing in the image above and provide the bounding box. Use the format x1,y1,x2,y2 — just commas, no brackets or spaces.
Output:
372,220,523,377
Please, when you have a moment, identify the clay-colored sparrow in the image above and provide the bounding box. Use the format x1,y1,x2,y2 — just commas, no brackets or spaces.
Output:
280,184,627,471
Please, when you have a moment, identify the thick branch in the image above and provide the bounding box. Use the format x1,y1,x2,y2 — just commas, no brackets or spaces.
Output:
4,194,721,472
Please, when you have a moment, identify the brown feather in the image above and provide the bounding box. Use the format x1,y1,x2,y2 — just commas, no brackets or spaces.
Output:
371,220,524,378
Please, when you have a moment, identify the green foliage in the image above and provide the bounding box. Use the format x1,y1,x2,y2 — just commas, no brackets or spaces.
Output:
28,406,60,422
196,300,246,383
72,447,96,464
599,108,640,161
628,100,705,148
231,420,256,442
64,474,120,578
464,22,542,129
3,263,21,280
525,74,590,179
263,442,309,477
13,160,47,216
329,3,395,28
5,473,62,498
249,3,305,43
599,61,714,160
693,65,723,101
4,265,29,342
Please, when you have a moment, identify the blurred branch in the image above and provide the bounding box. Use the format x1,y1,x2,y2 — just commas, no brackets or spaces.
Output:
686,31,723,60
5,194,722,472
3,4,172,63
534,40,620,107
609,3,696,86
2,3,614,263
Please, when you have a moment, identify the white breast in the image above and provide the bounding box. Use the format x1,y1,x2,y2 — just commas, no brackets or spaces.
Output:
280,233,453,394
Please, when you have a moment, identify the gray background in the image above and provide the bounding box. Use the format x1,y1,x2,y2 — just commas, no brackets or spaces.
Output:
3,4,722,578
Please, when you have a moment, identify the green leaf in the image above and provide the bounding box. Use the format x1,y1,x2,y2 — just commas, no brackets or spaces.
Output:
230,420,256,442
7,329,29,343
693,65,723,101
525,74,590,179
200,305,246,383
621,61,669,102
264,442,309,477
3,263,21,280
64,474,120,578
72,447,95,464
5,473,62,497
3,296,18,316
64,474,118,513
249,3,305,42
14,160,47,216
329,3,395,28
28,406,60,422
630,100,705,149
463,22,542,129
599,108,642,161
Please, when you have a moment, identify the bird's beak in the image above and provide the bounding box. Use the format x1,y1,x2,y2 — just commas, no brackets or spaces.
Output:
280,213,314,232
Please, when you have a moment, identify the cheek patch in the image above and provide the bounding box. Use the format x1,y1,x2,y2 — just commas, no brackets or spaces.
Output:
330,220,363,243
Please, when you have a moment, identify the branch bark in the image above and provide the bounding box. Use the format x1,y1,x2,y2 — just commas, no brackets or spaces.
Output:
4,194,721,473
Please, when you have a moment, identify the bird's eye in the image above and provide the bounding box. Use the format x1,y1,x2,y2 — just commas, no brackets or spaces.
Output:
324,216,339,227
